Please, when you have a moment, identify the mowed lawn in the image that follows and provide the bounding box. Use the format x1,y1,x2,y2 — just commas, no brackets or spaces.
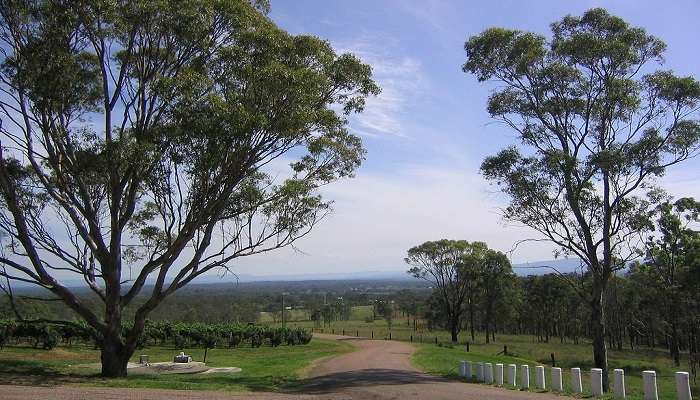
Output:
0,337,352,392
276,309,698,400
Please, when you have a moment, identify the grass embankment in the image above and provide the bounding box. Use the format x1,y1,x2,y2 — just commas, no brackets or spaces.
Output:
0,337,352,392
412,334,699,400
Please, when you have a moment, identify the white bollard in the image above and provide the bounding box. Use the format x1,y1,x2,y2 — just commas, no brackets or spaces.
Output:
675,372,692,400
520,365,530,389
459,361,466,377
571,368,583,394
476,362,484,382
613,369,626,399
485,363,494,384
551,367,563,391
591,368,603,396
495,363,504,386
465,361,472,380
642,370,658,400
507,364,517,386
535,366,546,390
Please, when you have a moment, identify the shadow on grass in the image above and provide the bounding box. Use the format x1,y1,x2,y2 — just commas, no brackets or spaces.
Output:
0,359,97,386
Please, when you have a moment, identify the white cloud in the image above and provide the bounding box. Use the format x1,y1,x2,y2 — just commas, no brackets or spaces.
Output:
334,34,428,138
231,164,556,276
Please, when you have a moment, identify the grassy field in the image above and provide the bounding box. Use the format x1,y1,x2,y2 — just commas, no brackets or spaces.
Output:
411,335,699,400
0,337,352,392
274,307,697,400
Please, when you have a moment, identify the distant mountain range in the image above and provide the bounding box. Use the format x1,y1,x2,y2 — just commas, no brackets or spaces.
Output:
11,259,585,288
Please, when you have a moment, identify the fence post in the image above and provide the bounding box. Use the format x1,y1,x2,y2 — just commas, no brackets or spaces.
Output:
485,363,494,384
613,369,626,399
476,362,484,382
507,364,517,386
642,370,658,400
357,330,359,337
459,360,467,377
466,341,470,352
550,353,556,367
410,335,413,342
342,329,345,336
535,366,545,390
520,365,530,389
591,368,603,397
551,367,562,392
571,368,583,394
495,363,504,386
371,331,374,339
389,332,392,340
435,336,438,344
675,372,692,400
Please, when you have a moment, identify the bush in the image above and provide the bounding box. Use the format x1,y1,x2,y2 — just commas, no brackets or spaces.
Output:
250,333,263,348
228,332,242,348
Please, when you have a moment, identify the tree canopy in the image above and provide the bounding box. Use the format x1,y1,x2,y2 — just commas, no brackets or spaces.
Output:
0,0,378,376
464,8,700,390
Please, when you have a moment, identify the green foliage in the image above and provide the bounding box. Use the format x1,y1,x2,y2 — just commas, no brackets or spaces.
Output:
0,319,312,350
464,8,700,386
0,0,378,376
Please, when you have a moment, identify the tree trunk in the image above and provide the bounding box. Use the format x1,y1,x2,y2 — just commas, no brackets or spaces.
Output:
449,313,459,343
670,320,681,367
591,287,609,392
100,336,130,378
469,300,475,341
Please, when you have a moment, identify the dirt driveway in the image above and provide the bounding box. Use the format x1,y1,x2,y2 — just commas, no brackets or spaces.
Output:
1,334,564,400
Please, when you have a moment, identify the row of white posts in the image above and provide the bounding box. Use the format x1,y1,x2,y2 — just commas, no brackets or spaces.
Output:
458,360,694,400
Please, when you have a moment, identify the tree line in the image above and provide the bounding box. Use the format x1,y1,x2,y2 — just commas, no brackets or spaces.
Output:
407,198,700,379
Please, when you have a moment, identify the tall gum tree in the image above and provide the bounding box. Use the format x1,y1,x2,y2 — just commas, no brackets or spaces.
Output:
463,8,700,390
0,0,379,377
405,240,487,343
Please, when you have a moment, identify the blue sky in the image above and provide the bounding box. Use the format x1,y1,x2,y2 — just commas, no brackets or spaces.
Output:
232,0,700,276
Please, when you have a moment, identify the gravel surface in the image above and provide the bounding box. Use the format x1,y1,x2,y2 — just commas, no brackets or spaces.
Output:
2,334,565,400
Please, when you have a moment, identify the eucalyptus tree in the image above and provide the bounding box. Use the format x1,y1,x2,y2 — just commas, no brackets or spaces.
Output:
0,0,378,377
406,240,486,343
464,8,700,389
479,249,514,343
634,197,700,365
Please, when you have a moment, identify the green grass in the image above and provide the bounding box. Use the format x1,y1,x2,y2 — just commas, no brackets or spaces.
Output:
266,313,699,399
411,335,700,400
258,309,310,323
0,338,352,392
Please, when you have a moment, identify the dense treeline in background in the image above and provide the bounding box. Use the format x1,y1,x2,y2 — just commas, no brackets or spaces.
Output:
3,268,698,376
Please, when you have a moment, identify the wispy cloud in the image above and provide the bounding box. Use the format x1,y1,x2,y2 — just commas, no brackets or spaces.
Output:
231,164,557,276
335,34,428,138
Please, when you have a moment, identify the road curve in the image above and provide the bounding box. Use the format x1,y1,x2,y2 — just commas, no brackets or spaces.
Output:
1,334,565,400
